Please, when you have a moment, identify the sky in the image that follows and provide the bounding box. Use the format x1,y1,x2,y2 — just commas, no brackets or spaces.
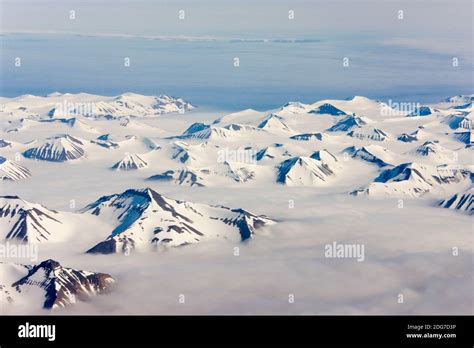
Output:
0,0,472,109
1,0,472,40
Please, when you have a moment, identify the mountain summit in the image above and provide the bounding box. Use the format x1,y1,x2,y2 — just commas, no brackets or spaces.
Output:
82,188,275,254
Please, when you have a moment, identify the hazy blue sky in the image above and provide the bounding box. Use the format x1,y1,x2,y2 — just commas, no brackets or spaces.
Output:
1,0,472,40
0,0,472,109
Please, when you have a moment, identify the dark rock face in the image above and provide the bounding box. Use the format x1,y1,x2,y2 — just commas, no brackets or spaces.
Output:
148,169,207,187
0,139,12,148
86,238,119,254
408,106,432,117
397,133,418,142
11,259,115,309
147,170,175,181
439,190,474,215
182,122,209,135
454,131,473,145
290,133,323,141
309,103,347,116
347,128,388,142
414,141,439,157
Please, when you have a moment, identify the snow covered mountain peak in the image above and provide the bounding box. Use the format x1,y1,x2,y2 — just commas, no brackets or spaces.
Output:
112,153,148,170
257,114,294,133
411,141,455,163
23,134,87,162
277,152,341,186
0,156,31,181
110,93,195,115
279,101,308,114
310,149,338,164
407,106,435,117
347,126,390,142
352,162,471,197
177,123,237,140
0,196,67,243
327,114,370,132
346,144,396,167
9,259,115,309
309,103,348,116
81,187,275,254
444,94,474,104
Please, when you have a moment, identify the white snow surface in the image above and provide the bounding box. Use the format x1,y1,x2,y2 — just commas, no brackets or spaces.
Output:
0,93,472,314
